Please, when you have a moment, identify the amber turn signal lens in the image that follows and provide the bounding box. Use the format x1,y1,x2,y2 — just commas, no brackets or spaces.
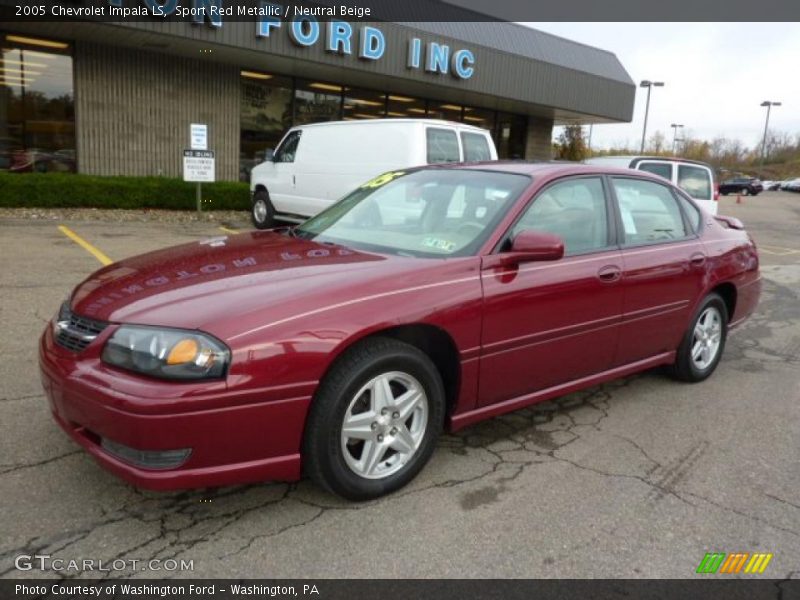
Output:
166,339,199,365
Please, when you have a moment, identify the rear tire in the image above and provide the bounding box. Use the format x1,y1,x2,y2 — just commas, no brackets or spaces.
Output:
251,189,275,229
669,293,728,383
303,337,445,501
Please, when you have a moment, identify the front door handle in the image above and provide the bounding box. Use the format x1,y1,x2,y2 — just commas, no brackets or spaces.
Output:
597,265,622,283
689,253,706,267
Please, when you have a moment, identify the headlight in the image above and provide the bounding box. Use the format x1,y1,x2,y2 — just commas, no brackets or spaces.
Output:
101,326,230,380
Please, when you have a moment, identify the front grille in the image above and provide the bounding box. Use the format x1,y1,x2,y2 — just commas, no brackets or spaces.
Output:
54,306,108,352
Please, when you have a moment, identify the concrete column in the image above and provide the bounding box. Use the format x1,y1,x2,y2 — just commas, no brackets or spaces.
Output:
74,41,240,181
524,116,554,160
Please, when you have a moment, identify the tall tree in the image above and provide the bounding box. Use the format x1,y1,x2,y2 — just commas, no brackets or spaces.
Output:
555,125,588,161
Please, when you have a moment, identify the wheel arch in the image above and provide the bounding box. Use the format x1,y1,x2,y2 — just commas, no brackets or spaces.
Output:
710,281,737,321
317,323,462,418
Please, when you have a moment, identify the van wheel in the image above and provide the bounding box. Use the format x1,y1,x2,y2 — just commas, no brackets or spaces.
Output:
669,293,728,383
303,337,445,501
251,190,275,229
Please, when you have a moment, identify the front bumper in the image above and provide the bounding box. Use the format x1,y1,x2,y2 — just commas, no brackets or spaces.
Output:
39,327,311,490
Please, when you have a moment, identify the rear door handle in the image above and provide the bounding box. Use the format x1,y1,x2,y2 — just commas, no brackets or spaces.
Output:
597,265,622,283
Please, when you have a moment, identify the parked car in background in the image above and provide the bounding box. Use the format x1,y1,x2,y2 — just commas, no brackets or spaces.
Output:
584,156,719,214
761,180,780,191
249,119,498,229
785,178,800,192
780,178,800,191
9,148,76,173
719,177,763,196
41,163,760,500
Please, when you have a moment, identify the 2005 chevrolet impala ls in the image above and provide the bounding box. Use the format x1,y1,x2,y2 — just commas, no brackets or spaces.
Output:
40,163,760,500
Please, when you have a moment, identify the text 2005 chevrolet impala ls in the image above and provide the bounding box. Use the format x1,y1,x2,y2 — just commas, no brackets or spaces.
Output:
40,163,761,500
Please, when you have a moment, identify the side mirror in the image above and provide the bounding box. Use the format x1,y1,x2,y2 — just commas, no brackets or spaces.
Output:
263,148,274,162
499,230,564,265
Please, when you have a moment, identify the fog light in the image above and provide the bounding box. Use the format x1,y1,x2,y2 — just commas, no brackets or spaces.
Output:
101,438,191,470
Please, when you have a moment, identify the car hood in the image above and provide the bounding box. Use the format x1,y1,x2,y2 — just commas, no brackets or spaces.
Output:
70,230,414,337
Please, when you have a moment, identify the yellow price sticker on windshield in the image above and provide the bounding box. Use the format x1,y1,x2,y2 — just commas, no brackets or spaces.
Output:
360,171,406,189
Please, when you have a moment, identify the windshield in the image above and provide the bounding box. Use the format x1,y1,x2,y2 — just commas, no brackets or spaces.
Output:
295,169,531,258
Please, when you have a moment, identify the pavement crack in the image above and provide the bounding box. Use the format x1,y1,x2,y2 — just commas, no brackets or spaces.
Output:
0,450,82,475
0,393,44,403
548,452,697,508
765,493,800,511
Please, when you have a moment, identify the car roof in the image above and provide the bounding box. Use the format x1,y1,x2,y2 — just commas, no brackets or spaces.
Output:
427,160,674,181
292,118,488,133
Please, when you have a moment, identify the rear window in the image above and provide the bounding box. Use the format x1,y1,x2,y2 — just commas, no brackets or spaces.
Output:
461,132,491,161
678,165,712,200
638,162,672,180
426,128,460,163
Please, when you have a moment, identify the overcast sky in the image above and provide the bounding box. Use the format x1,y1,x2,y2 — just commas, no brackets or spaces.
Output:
522,23,800,151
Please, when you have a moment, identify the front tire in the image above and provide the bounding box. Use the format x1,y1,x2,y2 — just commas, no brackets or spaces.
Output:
303,337,445,501
669,293,728,382
251,189,275,229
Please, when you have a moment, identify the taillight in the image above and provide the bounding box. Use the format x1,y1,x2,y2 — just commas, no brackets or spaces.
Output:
713,184,720,201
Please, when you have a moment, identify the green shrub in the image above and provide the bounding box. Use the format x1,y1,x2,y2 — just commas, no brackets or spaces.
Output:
0,173,250,211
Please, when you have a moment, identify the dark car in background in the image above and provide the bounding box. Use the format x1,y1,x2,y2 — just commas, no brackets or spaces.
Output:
719,177,763,196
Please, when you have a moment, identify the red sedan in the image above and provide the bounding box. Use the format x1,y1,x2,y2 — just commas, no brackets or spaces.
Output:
39,163,761,500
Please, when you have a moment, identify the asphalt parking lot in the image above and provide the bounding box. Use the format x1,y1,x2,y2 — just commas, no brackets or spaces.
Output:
1,192,798,580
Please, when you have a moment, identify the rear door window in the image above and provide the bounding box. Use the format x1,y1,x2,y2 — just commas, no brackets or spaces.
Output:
426,128,460,163
611,178,689,245
637,161,672,180
460,132,491,161
678,164,712,200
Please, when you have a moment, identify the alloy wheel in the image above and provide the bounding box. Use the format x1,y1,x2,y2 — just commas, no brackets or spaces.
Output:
691,306,722,370
340,371,429,480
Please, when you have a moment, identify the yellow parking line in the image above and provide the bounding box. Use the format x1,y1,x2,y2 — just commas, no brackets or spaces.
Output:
219,226,240,235
758,244,800,256
57,225,113,266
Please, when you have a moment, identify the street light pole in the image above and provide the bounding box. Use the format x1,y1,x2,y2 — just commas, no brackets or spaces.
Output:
760,100,781,172
670,123,684,155
640,80,664,153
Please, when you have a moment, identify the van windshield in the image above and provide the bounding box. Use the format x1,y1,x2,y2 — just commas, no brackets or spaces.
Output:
294,169,531,258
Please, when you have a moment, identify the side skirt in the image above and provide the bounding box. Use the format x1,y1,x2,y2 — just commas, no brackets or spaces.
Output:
448,352,676,432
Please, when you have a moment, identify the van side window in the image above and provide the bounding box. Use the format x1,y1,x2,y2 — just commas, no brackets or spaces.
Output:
273,131,301,163
677,164,712,200
638,162,672,180
611,178,688,244
426,128,460,163
461,132,491,161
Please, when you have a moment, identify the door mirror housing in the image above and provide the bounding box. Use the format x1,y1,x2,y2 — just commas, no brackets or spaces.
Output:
511,230,564,261
490,230,564,267
484,230,565,269
263,148,274,162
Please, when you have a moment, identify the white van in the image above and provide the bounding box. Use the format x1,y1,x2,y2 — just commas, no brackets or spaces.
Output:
249,119,497,228
584,156,719,215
